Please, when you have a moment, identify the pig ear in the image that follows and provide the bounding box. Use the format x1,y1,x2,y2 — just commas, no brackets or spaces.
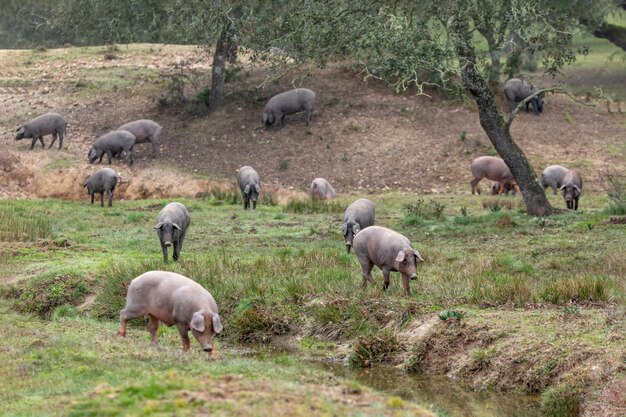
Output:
352,224,360,235
191,312,205,332
559,185,566,191
341,223,348,235
254,184,260,193
244,184,250,194
154,222,164,229
395,251,406,262
172,223,182,230
573,185,580,193
212,313,223,334
414,250,424,262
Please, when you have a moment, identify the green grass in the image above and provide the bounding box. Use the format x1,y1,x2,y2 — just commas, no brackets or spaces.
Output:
0,193,624,415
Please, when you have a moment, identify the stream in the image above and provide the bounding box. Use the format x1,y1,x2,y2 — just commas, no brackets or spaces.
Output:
319,362,542,417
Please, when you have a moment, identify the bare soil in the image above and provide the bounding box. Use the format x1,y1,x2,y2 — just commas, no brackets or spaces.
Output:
1,44,624,200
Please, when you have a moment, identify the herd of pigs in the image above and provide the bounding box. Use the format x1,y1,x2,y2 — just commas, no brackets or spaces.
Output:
12,81,583,354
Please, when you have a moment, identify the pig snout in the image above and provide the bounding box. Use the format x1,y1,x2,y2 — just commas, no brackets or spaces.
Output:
345,242,352,253
165,241,172,247
203,344,213,352
409,273,417,280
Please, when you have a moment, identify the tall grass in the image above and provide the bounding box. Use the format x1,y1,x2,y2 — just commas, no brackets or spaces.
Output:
0,202,54,241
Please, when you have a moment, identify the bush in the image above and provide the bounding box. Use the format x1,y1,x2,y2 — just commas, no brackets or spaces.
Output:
349,329,402,367
0,273,90,319
404,199,446,220
540,384,581,417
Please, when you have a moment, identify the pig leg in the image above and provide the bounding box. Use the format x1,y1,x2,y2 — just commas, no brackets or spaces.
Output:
381,267,390,289
49,132,58,148
106,150,113,164
39,137,45,148
471,178,481,195
150,138,159,159
118,306,146,336
402,275,411,296
100,192,104,207
176,324,191,352
161,241,169,264
90,192,94,205
29,137,37,150
574,197,579,211
58,130,64,149
107,189,113,207
148,314,160,345
173,231,186,262
359,258,375,289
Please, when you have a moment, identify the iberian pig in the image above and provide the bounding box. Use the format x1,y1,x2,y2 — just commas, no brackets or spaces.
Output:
262,88,316,128
470,156,520,195
155,202,190,263
353,226,423,296
88,130,136,165
117,119,162,159
540,165,569,195
84,168,120,207
310,178,336,200
237,166,261,210
559,169,583,210
504,78,544,115
15,112,67,150
118,271,223,355
342,198,375,253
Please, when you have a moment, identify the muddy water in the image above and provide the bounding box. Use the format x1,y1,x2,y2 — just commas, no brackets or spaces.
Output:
321,363,542,417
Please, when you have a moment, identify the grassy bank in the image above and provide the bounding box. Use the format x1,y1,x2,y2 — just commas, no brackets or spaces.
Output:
0,192,624,416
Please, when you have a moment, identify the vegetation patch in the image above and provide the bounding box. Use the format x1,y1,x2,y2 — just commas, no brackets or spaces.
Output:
0,202,54,241
1,273,90,318
540,384,581,417
349,329,403,368
284,199,344,214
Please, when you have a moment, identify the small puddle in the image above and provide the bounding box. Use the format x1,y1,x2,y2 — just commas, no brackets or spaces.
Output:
320,362,542,417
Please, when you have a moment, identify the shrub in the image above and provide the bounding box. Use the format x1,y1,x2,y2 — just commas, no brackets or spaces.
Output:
438,310,465,321
540,384,581,417
404,199,446,220
349,329,402,367
0,273,90,319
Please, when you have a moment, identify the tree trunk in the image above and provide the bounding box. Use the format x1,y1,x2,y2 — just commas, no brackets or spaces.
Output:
487,40,501,86
450,15,552,216
209,29,228,111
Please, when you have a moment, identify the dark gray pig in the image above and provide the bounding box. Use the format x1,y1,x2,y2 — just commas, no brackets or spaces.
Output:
88,130,136,165
262,88,316,128
504,78,544,115
540,165,569,195
117,119,162,159
15,112,67,150
83,167,120,207
118,271,223,355
310,178,336,200
237,166,261,210
559,170,583,210
353,226,423,296
342,198,375,253
470,156,520,195
155,202,190,263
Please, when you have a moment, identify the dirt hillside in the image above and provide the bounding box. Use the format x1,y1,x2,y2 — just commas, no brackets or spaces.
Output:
1,44,624,200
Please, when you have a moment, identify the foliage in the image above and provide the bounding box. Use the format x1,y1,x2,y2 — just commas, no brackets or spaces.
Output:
0,202,54,241
349,329,402,367
540,384,581,417
1,273,90,318
438,310,465,321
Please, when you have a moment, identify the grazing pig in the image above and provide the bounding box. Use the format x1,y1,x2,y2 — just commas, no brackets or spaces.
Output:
155,202,190,263
559,170,583,210
262,88,316,128
504,78,544,115
310,178,336,200
15,112,67,150
470,156,520,195
83,168,120,207
540,165,569,195
353,226,423,296
118,271,223,355
117,119,162,159
342,198,375,253
237,166,261,210
88,130,136,165
490,181,517,196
